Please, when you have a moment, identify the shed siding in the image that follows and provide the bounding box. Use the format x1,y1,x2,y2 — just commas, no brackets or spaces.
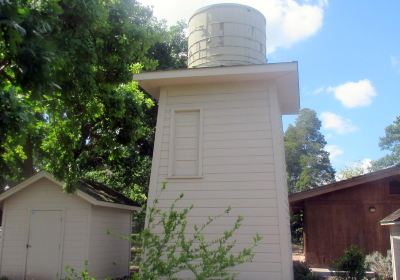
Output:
390,225,400,280
0,178,90,279
304,176,400,267
88,206,131,279
147,81,292,279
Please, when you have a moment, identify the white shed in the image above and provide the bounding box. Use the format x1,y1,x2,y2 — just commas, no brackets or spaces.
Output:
0,171,139,280
381,209,400,280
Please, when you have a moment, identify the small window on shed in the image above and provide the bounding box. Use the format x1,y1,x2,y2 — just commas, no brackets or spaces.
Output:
389,180,400,194
168,108,202,178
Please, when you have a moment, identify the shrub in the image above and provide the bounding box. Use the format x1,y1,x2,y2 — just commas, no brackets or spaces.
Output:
333,245,366,280
365,250,392,280
63,261,95,280
291,211,304,245
293,261,319,280
132,183,262,280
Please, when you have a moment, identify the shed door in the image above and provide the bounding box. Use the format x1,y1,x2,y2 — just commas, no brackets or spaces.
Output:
25,210,63,280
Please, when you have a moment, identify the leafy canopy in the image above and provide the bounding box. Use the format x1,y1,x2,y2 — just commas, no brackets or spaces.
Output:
372,116,400,170
0,0,187,198
284,108,335,193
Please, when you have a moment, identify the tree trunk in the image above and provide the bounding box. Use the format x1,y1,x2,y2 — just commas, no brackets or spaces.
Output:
22,137,35,179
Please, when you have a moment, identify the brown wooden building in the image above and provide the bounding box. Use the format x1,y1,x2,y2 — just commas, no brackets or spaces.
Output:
289,166,400,267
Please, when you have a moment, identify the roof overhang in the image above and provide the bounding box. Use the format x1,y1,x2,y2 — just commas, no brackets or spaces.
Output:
133,62,300,115
0,171,140,211
380,221,400,226
289,166,400,206
380,208,400,226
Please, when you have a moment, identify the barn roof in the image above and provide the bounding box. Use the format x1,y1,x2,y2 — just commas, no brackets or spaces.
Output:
381,208,400,225
289,166,400,206
0,171,140,211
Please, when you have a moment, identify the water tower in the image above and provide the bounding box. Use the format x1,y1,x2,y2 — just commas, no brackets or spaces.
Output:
134,3,299,279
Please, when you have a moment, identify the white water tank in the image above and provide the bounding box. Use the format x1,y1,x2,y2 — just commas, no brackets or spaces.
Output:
188,3,266,68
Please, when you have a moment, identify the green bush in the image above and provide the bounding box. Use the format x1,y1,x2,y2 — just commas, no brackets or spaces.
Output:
293,261,319,280
63,261,95,280
132,182,262,280
365,250,392,280
291,211,304,245
333,245,366,280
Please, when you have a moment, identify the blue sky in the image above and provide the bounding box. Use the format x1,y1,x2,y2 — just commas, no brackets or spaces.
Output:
139,0,400,172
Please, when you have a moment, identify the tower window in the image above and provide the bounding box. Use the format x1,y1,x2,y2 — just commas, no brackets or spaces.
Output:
168,108,203,178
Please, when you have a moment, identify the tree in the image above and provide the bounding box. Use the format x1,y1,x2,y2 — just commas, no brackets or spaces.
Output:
336,160,372,181
147,20,188,70
284,108,335,193
0,0,187,197
336,165,365,181
371,116,400,170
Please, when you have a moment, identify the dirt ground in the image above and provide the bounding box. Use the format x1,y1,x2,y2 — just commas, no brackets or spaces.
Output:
292,244,305,262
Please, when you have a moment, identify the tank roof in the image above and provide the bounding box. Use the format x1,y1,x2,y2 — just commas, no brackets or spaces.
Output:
189,3,266,23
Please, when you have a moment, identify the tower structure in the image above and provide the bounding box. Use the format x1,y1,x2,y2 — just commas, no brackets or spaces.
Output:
134,4,299,279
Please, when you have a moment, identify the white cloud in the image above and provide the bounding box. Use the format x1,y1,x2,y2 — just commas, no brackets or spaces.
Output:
325,145,343,161
391,56,400,73
327,79,377,108
320,112,357,134
139,0,327,53
312,86,326,95
360,158,372,172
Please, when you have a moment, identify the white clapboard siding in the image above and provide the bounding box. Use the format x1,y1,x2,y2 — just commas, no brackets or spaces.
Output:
166,207,279,217
147,81,292,279
88,206,131,279
0,178,90,279
0,177,133,280
159,189,277,199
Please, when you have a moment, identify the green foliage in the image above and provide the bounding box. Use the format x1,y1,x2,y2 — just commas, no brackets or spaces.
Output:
63,261,95,280
291,211,304,245
333,245,366,280
365,251,392,280
284,108,335,193
336,163,367,181
147,20,188,70
132,183,261,280
293,261,319,280
372,116,400,170
0,0,187,199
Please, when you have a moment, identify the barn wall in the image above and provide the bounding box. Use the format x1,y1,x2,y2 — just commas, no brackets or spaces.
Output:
0,178,90,279
88,206,131,279
304,176,400,267
146,81,292,280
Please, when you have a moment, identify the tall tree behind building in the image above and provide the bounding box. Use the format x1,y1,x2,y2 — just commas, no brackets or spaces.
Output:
371,115,400,170
284,108,335,193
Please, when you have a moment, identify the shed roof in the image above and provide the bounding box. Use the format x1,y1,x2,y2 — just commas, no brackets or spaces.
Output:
381,208,400,225
0,171,140,211
290,166,400,206
133,62,299,115
77,179,138,207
